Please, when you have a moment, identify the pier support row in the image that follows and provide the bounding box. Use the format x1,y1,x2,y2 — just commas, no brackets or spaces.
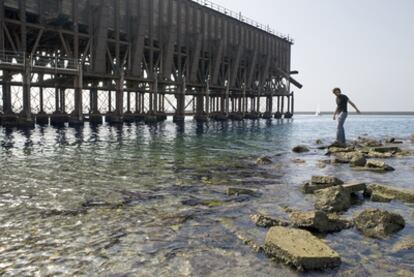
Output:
0,70,295,127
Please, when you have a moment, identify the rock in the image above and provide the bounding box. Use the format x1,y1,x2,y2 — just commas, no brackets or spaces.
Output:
317,159,331,169
385,138,403,144
292,145,310,153
329,141,348,148
342,182,367,194
311,176,344,186
289,210,353,233
292,159,306,164
264,226,341,271
250,213,289,228
392,236,414,252
327,147,355,154
358,138,383,147
333,153,351,164
303,176,344,194
364,184,414,203
227,187,258,197
365,160,395,172
315,186,351,212
365,151,393,159
315,139,323,145
350,153,367,167
411,134,414,142
395,150,414,157
371,146,401,154
354,209,405,238
256,156,272,165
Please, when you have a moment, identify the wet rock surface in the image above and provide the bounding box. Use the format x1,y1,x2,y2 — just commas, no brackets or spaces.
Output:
364,184,414,203
227,187,258,197
250,213,289,228
264,226,341,271
292,145,310,153
289,210,353,233
354,209,405,238
315,186,351,212
392,236,414,252
256,156,272,165
303,176,344,194
353,160,395,172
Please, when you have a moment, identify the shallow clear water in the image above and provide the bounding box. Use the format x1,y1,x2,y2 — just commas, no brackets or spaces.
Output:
0,115,414,276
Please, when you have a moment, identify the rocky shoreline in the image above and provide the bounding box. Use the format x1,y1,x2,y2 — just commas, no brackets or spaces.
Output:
246,135,414,272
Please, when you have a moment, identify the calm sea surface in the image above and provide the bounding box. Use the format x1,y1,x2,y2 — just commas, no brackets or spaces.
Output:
1,115,414,276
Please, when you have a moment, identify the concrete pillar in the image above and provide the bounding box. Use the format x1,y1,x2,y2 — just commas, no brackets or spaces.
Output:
2,71,12,114
173,76,186,123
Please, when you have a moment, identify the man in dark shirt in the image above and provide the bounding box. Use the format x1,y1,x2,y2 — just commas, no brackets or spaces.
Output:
332,88,361,144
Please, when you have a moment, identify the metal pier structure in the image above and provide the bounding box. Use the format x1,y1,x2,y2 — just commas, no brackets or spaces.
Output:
0,0,302,127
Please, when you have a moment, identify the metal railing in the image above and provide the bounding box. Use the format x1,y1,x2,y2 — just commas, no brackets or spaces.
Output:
191,0,294,43
0,50,79,72
0,51,26,66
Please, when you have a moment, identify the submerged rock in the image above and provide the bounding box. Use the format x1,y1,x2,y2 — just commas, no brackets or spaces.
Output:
315,139,323,145
354,209,405,239
364,184,414,203
256,156,273,165
292,159,306,164
292,145,310,153
250,213,289,228
227,187,258,197
289,210,353,233
314,186,351,212
264,226,341,271
317,159,332,169
392,236,414,252
303,176,344,194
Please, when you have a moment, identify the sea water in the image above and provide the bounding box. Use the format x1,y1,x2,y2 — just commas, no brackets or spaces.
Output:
0,115,413,276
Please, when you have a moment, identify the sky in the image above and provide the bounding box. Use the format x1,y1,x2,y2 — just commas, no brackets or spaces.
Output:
213,0,414,112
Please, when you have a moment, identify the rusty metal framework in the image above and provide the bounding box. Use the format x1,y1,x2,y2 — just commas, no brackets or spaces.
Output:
0,0,302,127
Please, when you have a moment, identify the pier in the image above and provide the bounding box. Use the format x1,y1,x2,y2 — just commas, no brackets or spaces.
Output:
0,0,302,127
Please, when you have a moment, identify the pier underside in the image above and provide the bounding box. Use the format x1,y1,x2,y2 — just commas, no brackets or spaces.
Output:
0,0,301,127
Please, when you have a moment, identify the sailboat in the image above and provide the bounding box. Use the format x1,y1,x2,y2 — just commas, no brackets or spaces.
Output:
315,105,321,116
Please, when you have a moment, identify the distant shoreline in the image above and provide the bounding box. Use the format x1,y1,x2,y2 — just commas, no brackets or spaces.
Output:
296,112,414,115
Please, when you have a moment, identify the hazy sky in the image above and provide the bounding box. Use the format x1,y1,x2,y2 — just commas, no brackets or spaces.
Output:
213,0,414,112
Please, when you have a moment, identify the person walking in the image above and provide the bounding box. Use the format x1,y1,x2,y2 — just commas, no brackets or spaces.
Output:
332,88,361,145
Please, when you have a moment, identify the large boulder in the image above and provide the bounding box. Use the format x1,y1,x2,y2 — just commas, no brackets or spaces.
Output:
314,186,351,212
264,226,341,271
364,184,414,203
289,210,353,233
303,176,344,194
354,209,405,238
292,145,310,153
250,213,289,228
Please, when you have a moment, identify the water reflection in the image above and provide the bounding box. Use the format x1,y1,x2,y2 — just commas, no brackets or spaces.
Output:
0,116,413,276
